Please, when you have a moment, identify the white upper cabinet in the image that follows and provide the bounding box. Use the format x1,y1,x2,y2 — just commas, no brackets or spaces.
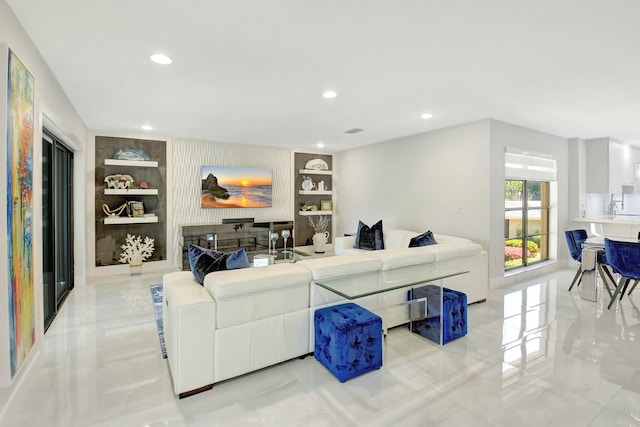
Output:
585,138,609,193
586,138,640,193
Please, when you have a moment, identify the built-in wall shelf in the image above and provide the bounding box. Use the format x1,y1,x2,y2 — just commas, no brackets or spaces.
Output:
298,169,332,175
104,189,158,195
95,136,167,267
298,210,332,216
299,190,332,195
104,159,158,168
295,153,333,246
104,216,158,225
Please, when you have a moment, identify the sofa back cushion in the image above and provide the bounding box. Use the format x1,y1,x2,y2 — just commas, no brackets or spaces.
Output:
204,263,312,329
297,253,381,280
423,234,481,261
383,229,419,249
368,247,437,271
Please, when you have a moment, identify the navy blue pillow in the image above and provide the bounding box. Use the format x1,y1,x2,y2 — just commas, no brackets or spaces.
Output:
189,244,249,285
193,250,227,284
354,220,384,250
188,243,210,272
409,231,437,247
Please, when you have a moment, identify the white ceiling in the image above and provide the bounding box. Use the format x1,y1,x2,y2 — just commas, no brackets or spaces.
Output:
8,0,640,151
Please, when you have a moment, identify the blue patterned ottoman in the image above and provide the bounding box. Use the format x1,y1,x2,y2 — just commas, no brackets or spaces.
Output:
314,303,383,382
410,285,467,344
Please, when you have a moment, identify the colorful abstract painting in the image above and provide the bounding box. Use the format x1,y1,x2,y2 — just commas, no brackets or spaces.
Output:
6,49,34,378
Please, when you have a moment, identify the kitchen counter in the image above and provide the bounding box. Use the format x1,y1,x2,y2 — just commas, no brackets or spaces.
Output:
575,216,640,225
574,217,640,238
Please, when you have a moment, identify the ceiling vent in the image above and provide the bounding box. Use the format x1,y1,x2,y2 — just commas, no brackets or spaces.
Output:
344,128,364,134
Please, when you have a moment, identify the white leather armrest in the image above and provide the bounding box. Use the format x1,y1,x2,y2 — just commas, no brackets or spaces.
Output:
163,271,215,396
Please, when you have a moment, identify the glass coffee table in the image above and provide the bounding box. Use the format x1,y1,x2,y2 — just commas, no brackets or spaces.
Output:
314,267,468,345
250,248,304,266
250,245,333,266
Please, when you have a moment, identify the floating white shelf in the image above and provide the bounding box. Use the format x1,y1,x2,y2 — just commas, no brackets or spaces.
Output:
298,169,332,175
298,210,332,216
104,159,158,168
299,190,332,195
104,189,158,195
104,216,158,225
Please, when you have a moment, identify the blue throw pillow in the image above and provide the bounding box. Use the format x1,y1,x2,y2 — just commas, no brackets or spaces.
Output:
409,230,437,247
193,250,228,284
188,243,209,272
189,245,250,285
354,220,384,250
225,248,249,270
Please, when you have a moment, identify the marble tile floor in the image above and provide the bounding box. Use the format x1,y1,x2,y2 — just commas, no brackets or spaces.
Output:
1,268,640,426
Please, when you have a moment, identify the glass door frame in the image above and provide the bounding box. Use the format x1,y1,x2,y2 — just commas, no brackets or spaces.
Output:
42,130,74,331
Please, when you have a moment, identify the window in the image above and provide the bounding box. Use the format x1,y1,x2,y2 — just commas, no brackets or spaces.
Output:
504,180,549,270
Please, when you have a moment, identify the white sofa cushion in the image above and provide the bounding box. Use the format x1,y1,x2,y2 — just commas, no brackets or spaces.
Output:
204,263,311,330
367,247,436,270
296,253,381,280
383,229,419,249
204,263,311,298
424,234,481,261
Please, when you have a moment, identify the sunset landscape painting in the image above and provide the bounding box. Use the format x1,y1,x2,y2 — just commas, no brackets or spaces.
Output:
201,166,272,208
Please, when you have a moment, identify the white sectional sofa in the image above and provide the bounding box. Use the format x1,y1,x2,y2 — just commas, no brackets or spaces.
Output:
162,228,488,397
334,229,488,304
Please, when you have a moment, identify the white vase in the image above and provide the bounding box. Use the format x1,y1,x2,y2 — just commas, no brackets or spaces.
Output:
313,231,330,253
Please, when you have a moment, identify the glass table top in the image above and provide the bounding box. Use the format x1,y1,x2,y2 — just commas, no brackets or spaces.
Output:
314,268,468,300
583,236,638,248
249,248,300,265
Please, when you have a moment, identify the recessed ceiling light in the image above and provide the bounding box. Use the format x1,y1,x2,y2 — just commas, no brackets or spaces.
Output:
420,113,434,119
317,141,325,148
141,124,153,131
322,91,337,99
150,54,172,65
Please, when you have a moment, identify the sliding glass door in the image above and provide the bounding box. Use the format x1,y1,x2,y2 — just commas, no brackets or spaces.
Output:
42,131,74,331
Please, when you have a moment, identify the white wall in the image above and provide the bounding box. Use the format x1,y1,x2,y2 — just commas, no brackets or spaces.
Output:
0,0,88,416
337,118,570,287
337,119,491,243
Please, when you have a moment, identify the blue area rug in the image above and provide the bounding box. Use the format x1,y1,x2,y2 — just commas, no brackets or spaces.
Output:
150,284,167,359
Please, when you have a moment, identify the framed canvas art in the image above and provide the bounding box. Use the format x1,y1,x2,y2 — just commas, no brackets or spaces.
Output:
201,166,272,208
5,48,35,380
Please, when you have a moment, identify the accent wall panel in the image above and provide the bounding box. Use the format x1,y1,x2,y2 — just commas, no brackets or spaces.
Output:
171,138,292,266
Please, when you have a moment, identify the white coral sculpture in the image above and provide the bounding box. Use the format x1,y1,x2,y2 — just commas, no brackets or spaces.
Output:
119,234,155,266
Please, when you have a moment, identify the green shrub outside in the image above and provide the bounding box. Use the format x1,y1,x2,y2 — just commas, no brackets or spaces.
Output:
504,238,539,255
